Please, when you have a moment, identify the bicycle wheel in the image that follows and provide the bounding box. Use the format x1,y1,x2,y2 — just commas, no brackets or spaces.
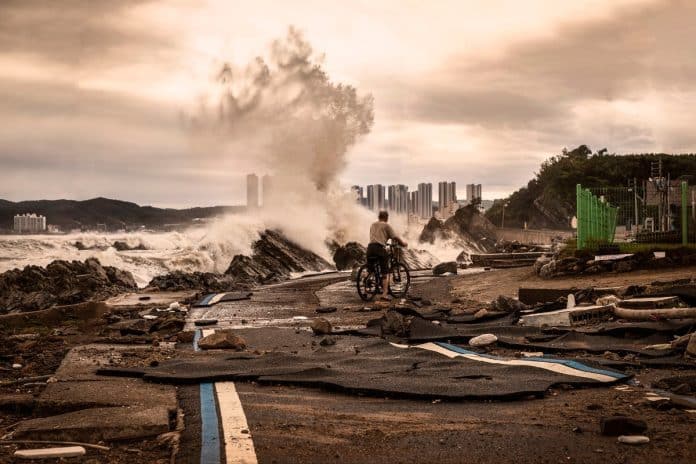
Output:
356,264,378,301
388,261,410,298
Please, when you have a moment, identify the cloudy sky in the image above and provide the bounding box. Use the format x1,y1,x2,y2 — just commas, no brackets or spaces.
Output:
1,0,695,207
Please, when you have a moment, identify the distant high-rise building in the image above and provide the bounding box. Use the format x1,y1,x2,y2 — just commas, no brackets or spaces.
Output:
246,174,259,210
386,184,409,214
410,190,420,216
387,185,396,211
350,185,364,204
466,183,482,202
438,181,458,219
261,174,273,206
417,183,433,219
396,185,408,214
13,213,46,233
366,184,385,211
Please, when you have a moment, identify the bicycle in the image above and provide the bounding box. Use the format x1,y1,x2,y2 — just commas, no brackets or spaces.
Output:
356,242,411,301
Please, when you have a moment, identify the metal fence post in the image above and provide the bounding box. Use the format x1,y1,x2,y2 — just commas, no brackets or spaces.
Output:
576,184,583,249
682,181,688,245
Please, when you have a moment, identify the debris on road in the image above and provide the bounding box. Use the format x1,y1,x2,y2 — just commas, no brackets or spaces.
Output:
469,334,497,347
13,446,86,460
311,318,332,335
316,306,338,314
197,330,247,350
617,435,650,445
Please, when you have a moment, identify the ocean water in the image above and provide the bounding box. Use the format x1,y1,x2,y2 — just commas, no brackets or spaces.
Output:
0,227,258,288
0,213,478,288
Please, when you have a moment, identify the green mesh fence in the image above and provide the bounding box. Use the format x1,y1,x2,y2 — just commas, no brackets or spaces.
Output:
576,184,618,250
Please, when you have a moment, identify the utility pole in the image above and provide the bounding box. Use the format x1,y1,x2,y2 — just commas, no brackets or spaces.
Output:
633,177,639,231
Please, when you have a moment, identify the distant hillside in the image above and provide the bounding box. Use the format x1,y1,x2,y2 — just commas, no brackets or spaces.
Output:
485,146,696,229
0,197,244,231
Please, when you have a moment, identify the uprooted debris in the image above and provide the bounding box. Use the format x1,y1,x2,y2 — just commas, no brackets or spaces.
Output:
0,258,137,314
535,247,696,279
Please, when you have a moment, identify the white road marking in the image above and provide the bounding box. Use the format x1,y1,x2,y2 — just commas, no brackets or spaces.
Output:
397,342,618,383
209,293,226,305
201,328,216,337
216,381,258,464
201,328,258,464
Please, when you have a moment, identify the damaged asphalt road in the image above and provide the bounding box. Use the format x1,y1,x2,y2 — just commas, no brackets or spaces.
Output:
98,330,629,400
3,267,696,463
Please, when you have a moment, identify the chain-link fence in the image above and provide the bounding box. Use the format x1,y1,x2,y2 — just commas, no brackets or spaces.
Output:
576,185,618,249
588,180,695,245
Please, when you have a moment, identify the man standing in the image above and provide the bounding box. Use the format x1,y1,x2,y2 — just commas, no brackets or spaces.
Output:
367,210,408,300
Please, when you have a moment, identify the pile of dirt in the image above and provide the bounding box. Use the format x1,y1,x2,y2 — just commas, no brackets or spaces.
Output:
419,205,497,253
226,229,333,284
0,258,137,314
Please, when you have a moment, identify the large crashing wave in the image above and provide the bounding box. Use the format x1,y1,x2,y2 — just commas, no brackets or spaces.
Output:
0,219,261,288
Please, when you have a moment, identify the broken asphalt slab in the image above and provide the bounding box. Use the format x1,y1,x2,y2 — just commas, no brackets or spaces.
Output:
97,328,629,401
13,406,171,442
11,343,178,442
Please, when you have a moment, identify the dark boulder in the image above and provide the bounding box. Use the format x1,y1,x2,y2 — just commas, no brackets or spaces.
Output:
433,261,458,275
112,241,147,251
333,242,366,270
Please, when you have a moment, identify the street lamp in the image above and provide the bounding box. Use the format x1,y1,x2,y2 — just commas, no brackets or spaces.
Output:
501,202,509,228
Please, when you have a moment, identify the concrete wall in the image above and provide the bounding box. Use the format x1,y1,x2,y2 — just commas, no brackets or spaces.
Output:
496,227,573,245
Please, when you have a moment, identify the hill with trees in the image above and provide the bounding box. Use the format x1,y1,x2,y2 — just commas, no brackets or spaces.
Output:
485,146,696,229
0,197,243,232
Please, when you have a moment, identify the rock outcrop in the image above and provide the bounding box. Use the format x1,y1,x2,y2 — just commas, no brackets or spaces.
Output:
442,205,498,251
418,205,497,253
419,217,447,244
0,258,137,313
226,229,332,284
